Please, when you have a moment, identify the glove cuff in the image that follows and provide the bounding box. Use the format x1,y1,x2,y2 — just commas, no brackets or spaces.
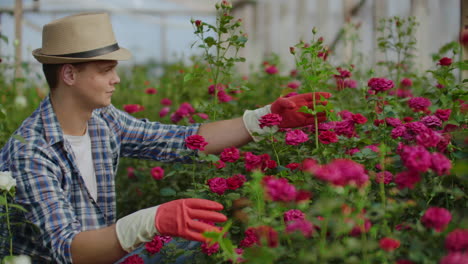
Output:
116,206,160,252
242,104,278,142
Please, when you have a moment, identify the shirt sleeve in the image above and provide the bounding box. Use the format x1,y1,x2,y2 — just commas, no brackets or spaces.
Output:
102,105,200,162
10,145,81,264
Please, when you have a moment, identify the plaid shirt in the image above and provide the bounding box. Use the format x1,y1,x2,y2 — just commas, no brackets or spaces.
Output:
0,96,199,263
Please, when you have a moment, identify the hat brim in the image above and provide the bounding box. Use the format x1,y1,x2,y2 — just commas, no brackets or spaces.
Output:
32,47,132,64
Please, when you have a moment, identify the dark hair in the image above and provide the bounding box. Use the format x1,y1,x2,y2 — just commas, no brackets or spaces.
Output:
42,62,89,90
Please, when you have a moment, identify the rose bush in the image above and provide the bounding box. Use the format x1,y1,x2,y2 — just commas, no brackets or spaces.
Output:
113,7,467,264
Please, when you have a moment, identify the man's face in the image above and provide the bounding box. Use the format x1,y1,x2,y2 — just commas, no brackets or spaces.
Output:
71,60,120,110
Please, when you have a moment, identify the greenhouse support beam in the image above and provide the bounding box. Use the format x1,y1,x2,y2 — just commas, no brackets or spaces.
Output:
462,0,468,80
14,0,23,87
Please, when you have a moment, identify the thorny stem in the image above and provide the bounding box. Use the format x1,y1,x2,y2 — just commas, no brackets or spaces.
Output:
5,192,13,256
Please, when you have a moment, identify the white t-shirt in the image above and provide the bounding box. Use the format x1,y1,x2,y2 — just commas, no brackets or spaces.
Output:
64,130,97,201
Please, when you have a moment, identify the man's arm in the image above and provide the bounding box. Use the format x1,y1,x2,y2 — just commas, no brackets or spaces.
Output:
197,92,332,155
71,225,127,264
197,117,253,155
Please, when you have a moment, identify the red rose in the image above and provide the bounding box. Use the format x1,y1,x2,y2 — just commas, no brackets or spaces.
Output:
318,130,338,144
145,87,157,94
207,177,228,195
150,166,164,180
438,57,452,66
121,255,144,264
185,135,208,151
123,104,144,114
145,235,164,255
379,237,400,251
227,174,247,190
421,207,452,232
259,113,282,128
220,147,240,162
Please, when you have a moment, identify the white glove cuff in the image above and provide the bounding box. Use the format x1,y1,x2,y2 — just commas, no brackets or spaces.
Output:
116,206,160,252
242,104,278,142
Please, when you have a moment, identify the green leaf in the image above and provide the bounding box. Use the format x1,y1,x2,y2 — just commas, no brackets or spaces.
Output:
160,187,176,197
203,154,219,162
204,36,216,47
12,135,26,144
8,203,27,212
183,73,192,83
298,106,314,115
226,192,240,201
0,195,6,206
455,61,468,70
0,34,8,44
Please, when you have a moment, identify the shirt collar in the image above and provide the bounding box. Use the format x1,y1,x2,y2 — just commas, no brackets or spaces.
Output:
40,95,65,146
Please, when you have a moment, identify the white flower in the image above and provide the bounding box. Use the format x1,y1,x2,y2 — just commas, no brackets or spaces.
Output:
14,95,27,108
4,255,32,264
0,171,16,192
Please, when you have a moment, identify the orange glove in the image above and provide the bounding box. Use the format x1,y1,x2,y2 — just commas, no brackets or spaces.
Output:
155,198,227,242
270,92,332,128
116,198,227,252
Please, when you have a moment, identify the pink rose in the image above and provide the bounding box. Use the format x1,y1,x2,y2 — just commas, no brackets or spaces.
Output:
263,176,297,202
123,104,144,114
145,235,163,255
352,113,367,124
201,242,220,255
408,97,431,112
160,98,172,106
421,207,452,232
400,78,413,87
367,77,394,93
445,229,468,252
435,109,452,121
159,107,170,118
375,171,393,184
127,167,135,179
227,174,247,190
440,252,468,264
287,80,301,89
286,219,314,237
379,237,400,252
430,152,452,176
318,130,338,144
185,135,208,151
207,177,228,195
283,209,305,222
285,129,309,145
220,147,240,162
438,57,453,66
145,87,157,94
150,166,164,180
265,65,278,75
121,254,144,264
394,170,421,189
259,113,282,128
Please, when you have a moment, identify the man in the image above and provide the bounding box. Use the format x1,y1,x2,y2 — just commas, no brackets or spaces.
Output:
0,13,330,263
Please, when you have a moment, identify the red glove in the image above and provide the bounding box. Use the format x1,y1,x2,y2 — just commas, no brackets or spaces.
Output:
155,198,227,242
270,92,332,128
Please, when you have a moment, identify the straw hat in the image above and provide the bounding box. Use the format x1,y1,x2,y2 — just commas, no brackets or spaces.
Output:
32,12,131,64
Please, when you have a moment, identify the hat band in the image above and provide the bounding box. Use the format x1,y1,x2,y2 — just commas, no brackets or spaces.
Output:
52,43,119,58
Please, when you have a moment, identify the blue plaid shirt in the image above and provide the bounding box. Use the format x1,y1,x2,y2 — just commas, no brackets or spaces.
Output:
0,96,199,263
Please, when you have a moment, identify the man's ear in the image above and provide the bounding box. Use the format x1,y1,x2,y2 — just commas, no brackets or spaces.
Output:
60,64,76,86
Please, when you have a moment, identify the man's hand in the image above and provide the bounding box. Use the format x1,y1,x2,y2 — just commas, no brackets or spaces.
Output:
242,92,332,141
271,92,332,128
155,198,227,242
116,198,227,252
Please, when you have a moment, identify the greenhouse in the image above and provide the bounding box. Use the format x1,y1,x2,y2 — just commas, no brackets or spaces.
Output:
0,0,466,263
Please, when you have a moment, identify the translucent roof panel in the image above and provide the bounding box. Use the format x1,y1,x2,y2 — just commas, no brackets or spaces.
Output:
0,0,219,65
